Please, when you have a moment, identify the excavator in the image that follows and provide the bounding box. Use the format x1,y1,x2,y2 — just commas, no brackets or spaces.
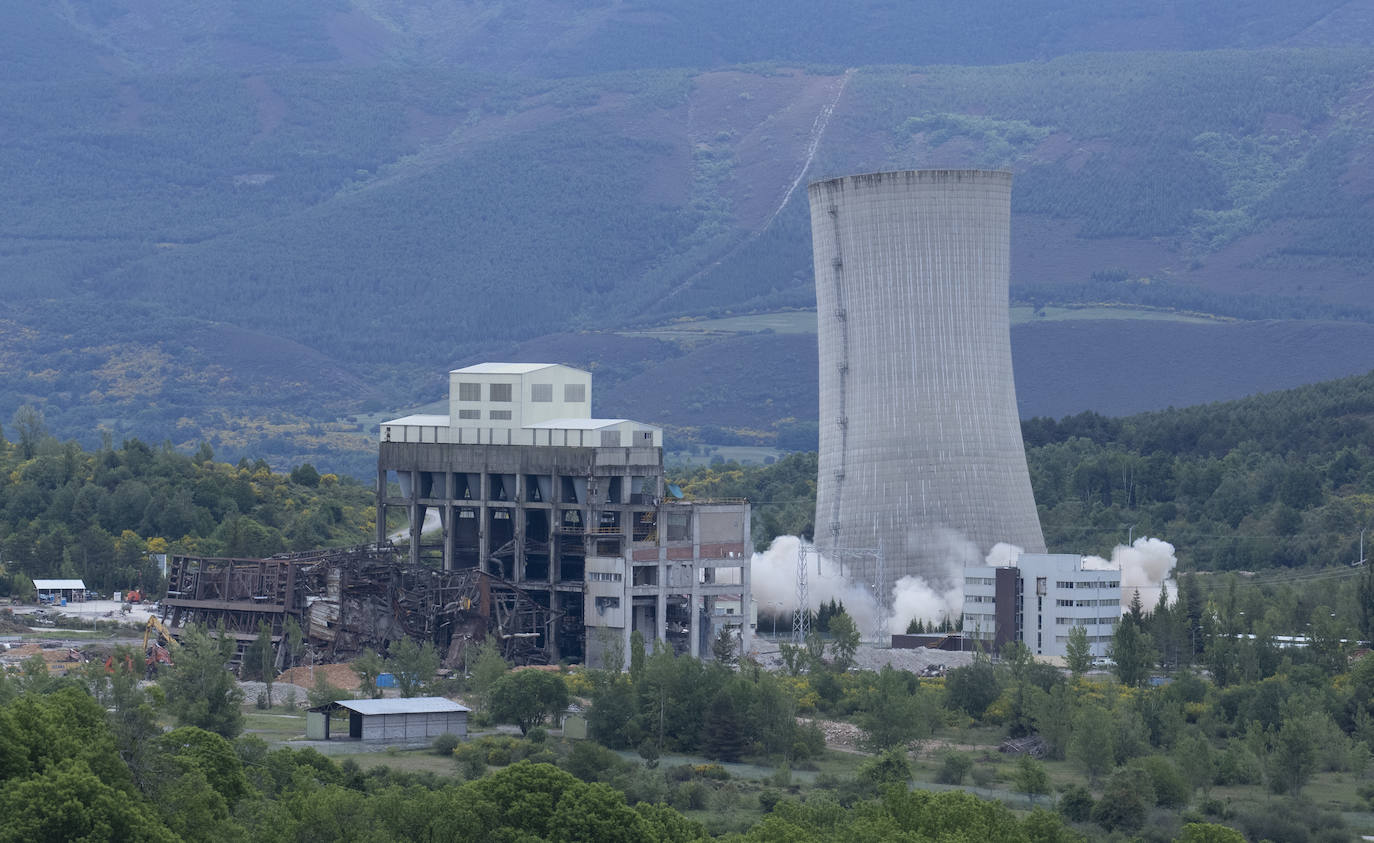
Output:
141,616,177,678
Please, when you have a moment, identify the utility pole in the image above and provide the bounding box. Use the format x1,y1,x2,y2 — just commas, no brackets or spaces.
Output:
793,541,811,644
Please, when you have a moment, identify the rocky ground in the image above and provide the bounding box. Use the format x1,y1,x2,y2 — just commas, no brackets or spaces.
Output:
749,641,975,675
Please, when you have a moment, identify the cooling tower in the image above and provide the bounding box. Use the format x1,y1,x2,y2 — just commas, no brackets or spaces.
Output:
808,169,1045,591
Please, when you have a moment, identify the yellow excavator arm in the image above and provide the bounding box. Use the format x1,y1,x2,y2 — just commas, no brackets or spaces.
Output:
142,615,178,652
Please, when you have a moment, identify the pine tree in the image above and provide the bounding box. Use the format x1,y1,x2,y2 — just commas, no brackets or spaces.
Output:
701,691,746,762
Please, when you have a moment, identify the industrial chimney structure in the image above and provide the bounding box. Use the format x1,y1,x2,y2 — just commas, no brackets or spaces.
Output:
808,169,1045,594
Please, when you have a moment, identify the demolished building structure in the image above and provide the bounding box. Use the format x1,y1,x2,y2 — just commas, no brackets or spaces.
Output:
161,363,754,669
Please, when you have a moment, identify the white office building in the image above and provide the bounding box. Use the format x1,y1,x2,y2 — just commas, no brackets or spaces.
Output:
963,553,1121,659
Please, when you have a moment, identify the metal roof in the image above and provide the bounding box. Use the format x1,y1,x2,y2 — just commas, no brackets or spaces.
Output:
335,697,471,715
381,414,450,426
451,362,566,375
524,418,659,431
32,579,86,590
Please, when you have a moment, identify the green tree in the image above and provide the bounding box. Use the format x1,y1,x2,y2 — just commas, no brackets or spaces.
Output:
160,625,244,739
856,666,936,751
548,780,653,843
1013,755,1051,805
711,625,738,667
628,630,647,683
489,670,570,735
1178,822,1246,843
587,677,637,749
1109,607,1156,687
389,637,439,698
1267,706,1323,795
856,748,912,788
1064,625,1092,676
1092,767,1152,832
0,758,175,843
352,648,385,699
1028,683,1074,760
468,638,508,712
1069,703,1115,785
283,616,304,671
701,690,747,762
827,610,860,672
943,656,1002,719
1174,729,1216,798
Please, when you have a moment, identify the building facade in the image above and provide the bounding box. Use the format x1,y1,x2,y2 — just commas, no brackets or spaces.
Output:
809,170,1045,594
378,363,752,667
963,553,1120,659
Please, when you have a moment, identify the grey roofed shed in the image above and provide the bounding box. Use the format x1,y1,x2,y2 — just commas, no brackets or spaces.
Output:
306,697,471,744
32,579,87,601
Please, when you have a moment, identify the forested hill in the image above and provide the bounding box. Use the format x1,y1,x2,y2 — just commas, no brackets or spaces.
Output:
0,422,374,597
674,369,1374,572
4,1,1363,80
5,2,1374,474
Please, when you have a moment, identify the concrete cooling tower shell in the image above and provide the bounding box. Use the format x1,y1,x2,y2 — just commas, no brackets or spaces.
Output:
808,169,1045,590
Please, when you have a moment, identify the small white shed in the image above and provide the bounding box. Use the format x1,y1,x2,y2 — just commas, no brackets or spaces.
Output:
307,697,470,745
32,579,86,603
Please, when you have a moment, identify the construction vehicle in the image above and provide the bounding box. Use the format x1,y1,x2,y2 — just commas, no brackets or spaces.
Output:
104,652,135,675
142,616,178,678
126,588,143,604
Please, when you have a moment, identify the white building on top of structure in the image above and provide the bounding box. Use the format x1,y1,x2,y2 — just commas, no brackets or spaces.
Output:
963,553,1121,660
382,362,661,449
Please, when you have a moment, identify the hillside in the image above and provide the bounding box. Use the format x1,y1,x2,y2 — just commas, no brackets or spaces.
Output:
3,3,1374,469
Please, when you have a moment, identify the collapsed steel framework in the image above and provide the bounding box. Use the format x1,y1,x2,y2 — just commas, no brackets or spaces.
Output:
160,543,556,668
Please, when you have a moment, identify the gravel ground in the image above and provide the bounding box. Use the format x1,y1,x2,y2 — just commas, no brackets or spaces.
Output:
239,681,312,708
751,641,974,675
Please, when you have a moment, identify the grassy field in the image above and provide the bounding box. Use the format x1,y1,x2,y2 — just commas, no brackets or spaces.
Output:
241,709,308,742
1009,304,1230,325
230,699,1374,838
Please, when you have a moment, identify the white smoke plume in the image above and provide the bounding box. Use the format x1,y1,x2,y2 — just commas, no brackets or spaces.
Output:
985,542,1024,568
1081,537,1177,613
750,533,1022,639
749,535,884,635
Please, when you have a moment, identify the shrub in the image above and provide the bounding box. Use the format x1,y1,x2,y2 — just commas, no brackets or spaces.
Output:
1132,755,1189,807
452,743,485,779
758,789,782,812
970,765,997,787
562,740,626,782
526,727,547,744
857,749,911,787
674,781,709,811
432,733,460,756
1058,785,1094,823
485,742,513,766
935,751,973,785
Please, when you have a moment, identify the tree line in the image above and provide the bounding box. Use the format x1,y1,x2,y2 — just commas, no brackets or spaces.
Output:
0,407,374,596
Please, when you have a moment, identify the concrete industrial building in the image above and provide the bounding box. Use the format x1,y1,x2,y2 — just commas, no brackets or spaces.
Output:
963,553,1121,659
378,363,752,667
808,169,1045,593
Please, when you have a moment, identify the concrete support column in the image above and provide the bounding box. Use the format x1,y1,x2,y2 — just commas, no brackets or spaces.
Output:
408,471,421,567
478,470,489,574
656,568,667,646
442,502,455,572
375,468,387,546
740,555,753,657
622,595,633,671
512,476,524,583
687,590,699,659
